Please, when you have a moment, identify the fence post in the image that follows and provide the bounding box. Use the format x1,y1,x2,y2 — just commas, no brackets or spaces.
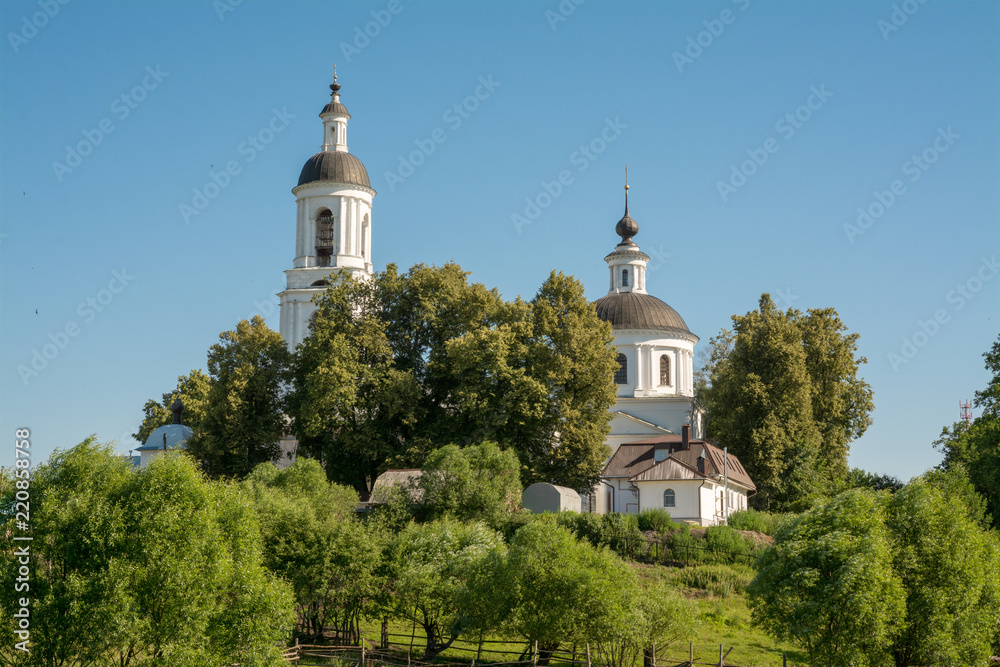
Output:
783,654,787,667
586,643,591,667
361,637,366,666
381,617,389,649
533,640,539,667
718,643,723,667
688,642,693,665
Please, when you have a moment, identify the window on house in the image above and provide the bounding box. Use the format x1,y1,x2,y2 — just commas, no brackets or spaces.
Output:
614,353,627,384
660,354,671,386
622,269,629,287
663,489,675,508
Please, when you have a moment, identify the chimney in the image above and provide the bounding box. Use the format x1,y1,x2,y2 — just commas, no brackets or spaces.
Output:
682,424,690,450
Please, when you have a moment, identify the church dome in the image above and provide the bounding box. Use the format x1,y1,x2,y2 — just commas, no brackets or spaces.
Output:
136,424,193,452
594,292,692,335
297,150,371,188
322,101,350,117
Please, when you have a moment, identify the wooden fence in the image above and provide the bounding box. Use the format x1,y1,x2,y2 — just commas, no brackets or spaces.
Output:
280,634,799,667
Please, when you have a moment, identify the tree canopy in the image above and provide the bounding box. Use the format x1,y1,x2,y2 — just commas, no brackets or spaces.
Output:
934,332,1000,529
287,263,617,497
414,441,522,526
189,315,291,478
701,294,873,509
749,482,1000,667
0,438,294,666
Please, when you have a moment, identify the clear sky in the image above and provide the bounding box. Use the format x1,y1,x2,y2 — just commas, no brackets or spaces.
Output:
1,0,997,480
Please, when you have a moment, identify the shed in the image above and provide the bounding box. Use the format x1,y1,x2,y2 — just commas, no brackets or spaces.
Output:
522,483,582,514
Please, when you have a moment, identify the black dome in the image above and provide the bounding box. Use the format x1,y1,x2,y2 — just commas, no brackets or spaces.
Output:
297,151,371,188
593,292,692,334
322,101,350,116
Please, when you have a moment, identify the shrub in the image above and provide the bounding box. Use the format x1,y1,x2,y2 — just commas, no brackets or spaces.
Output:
637,508,677,533
497,509,537,541
705,525,753,558
556,511,605,548
727,508,785,535
666,524,701,562
601,512,645,558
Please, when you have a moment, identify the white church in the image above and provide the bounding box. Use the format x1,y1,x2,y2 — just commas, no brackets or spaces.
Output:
271,77,753,524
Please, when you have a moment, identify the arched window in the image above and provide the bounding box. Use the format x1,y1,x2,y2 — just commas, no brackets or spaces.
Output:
663,489,675,508
660,354,671,386
315,209,334,267
622,269,629,287
614,353,627,384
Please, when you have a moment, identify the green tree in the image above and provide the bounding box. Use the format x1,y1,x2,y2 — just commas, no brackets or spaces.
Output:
884,479,1000,666
132,369,211,445
525,272,618,487
0,438,294,666
289,264,618,496
835,467,904,494
287,270,422,498
704,294,873,509
415,441,521,526
190,316,291,478
747,489,906,666
390,519,505,660
934,332,1000,529
799,307,874,478
469,521,638,662
242,459,377,642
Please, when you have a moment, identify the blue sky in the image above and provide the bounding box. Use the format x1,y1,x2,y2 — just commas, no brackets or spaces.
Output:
1,0,997,480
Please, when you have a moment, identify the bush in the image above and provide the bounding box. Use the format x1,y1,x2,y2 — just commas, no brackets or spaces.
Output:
727,508,787,536
705,525,753,558
556,511,605,548
601,512,645,558
638,508,677,533
666,524,701,562
497,509,538,542
676,564,754,597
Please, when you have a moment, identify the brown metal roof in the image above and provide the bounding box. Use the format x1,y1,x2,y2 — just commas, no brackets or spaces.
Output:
593,292,693,335
602,435,755,490
298,150,371,188
321,101,351,117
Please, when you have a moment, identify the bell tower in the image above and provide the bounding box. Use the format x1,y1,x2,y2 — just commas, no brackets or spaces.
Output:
279,73,375,350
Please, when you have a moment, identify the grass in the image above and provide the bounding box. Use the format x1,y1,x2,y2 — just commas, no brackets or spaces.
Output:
298,561,809,667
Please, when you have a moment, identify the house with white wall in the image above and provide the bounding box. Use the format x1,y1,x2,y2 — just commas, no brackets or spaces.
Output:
598,425,755,525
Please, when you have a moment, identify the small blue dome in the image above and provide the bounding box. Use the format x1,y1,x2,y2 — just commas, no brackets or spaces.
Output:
136,424,193,452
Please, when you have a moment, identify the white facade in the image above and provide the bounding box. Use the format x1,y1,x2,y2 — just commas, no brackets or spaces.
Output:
279,80,375,351
596,190,707,456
